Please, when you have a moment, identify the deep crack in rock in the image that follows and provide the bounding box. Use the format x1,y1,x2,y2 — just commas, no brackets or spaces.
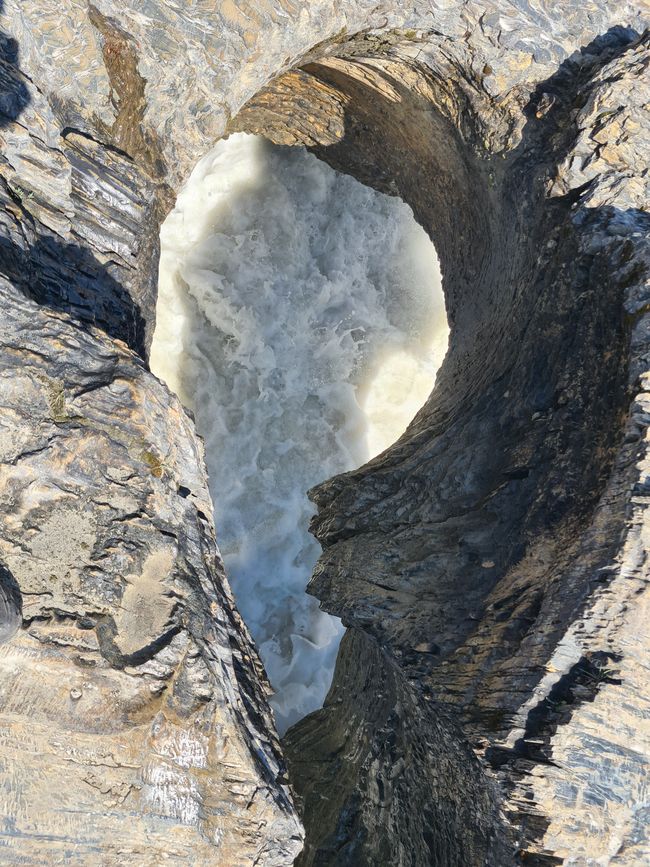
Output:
0,3,648,865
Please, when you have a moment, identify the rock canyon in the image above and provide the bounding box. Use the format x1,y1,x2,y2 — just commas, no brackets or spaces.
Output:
0,2,648,865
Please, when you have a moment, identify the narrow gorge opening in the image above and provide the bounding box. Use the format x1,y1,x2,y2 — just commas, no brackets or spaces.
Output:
150,132,448,732
4,7,645,866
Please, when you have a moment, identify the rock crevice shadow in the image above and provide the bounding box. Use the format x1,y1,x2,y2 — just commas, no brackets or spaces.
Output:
0,10,148,355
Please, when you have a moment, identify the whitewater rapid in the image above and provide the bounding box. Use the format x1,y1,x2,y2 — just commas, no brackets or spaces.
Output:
150,133,448,732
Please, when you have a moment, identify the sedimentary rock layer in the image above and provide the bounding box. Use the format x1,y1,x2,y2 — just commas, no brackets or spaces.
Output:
235,24,650,865
0,1,648,864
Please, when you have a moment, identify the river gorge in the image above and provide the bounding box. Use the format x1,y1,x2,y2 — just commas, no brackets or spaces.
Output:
0,2,647,865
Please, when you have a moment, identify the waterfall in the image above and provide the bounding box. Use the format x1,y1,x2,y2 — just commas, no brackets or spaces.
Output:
150,133,447,732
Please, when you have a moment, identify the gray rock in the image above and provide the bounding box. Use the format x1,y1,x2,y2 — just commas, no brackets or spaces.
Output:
0,0,648,865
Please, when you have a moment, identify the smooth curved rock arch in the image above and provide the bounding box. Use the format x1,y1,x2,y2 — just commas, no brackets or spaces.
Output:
0,2,647,865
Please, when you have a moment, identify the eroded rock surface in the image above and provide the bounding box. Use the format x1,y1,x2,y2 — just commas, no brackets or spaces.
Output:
0,1,648,865
0,286,302,865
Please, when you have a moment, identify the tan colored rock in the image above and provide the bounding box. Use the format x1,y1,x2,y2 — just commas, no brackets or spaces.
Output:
0,1,648,865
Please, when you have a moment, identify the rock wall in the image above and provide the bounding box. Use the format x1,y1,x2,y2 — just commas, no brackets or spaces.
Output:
232,23,650,865
0,1,648,865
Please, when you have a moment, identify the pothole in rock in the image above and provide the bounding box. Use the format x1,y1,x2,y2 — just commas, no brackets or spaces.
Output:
150,132,448,732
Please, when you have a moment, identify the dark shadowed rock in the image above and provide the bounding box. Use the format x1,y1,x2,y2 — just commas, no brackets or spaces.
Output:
0,0,648,864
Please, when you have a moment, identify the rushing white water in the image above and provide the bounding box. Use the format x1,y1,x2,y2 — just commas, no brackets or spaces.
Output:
150,133,448,733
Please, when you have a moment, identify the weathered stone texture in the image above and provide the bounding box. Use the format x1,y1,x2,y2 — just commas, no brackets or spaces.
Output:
0,285,302,864
0,0,648,865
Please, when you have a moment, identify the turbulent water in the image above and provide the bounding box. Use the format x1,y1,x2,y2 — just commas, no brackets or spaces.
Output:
150,133,448,732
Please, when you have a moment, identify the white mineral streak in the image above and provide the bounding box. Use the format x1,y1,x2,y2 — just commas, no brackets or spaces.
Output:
142,715,209,825
151,133,448,731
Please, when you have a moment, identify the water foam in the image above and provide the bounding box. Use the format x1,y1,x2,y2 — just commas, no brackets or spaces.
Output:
150,133,447,732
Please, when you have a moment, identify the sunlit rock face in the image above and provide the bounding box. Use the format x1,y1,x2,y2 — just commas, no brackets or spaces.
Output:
151,133,448,731
0,2,648,865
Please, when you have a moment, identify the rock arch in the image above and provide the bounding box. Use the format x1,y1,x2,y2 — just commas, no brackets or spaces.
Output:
0,2,647,864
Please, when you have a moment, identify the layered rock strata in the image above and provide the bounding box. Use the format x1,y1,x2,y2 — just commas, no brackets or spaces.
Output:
0,1,648,865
